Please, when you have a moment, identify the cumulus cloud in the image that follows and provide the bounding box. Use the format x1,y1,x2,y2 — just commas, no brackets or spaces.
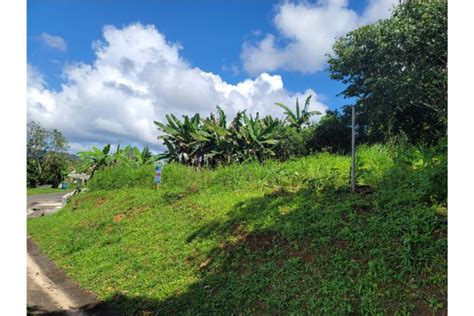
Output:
39,32,68,52
28,23,327,152
241,0,398,74
361,0,398,24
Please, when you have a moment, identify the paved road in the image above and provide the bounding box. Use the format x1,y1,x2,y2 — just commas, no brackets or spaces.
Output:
28,192,72,313
27,238,111,315
27,253,73,314
27,191,72,205
27,191,113,315
27,191,73,218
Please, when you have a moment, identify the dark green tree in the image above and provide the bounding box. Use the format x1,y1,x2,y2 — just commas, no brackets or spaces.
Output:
273,124,313,160
42,152,68,188
327,0,447,144
306,110,351,154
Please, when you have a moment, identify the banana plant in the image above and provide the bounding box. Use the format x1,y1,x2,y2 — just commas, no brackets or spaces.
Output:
275,95,321,130
77,144,112,177
155,105,282,166
155,113,204,166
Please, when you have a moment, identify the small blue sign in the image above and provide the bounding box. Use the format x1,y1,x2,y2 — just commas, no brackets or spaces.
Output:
154,165,162,184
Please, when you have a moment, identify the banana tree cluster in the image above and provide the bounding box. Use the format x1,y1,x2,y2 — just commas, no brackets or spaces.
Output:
154,95,320,167
78,144,153,177
155,106,281,167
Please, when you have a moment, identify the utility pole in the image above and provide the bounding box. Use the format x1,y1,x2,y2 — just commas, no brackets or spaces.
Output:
351,105,356,192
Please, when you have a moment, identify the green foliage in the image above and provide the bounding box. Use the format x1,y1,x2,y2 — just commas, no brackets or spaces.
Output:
375,137,447,208
42,152,69,188
27,121,70,188
273,125,313,160
306,110,351,154
78,144,154,179
161,152,351,194
87,164,155,191
356,144,395,185
328,0,447,144
155,96,322,167
275,95,321,130
155,107,282,167
28,144,446,315
77,145,112,178
27,187,66,196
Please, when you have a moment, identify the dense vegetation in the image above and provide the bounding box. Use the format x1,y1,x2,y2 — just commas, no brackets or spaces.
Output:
328,0,447,145
28,142,447,314
155,96,319,167
27,121,72,188
153,1,447,166
78,144,154,179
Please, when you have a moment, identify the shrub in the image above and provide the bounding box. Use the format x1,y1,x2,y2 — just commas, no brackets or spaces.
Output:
373,138,447,209
273,125,314,160
306,111,351,154
87,164,155,191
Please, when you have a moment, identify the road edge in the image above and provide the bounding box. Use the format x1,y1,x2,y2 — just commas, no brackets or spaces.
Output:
27,237,117,315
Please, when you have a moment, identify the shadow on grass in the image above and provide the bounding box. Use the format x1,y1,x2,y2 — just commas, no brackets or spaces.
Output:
103,164,446,315
46,163,446,315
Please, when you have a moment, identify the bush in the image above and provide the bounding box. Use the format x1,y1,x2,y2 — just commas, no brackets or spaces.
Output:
87,164,155,191
273,125,314,160
373,138,447,209
306,111,351,154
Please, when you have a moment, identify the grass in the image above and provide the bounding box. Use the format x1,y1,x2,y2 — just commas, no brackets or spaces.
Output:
27,144,447,315
27,187,67,195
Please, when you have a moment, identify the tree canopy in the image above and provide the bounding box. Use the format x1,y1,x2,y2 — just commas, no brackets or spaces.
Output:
328,0,447,144
27,121,70,187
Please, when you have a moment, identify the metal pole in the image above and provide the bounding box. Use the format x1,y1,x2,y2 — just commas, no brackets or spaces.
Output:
351,105,356,192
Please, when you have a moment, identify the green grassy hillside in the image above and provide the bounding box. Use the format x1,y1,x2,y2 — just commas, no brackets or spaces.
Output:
27,144,447,315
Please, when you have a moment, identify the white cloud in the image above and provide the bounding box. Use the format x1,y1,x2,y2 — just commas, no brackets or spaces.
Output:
28,23,327,152
241,0,398,74
361,0,398,24
39,32,67,52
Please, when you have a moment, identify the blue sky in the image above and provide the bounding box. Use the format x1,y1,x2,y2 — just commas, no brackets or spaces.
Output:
27,0,397,151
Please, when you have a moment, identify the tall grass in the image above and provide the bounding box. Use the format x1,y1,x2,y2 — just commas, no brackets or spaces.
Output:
87,145,395,193
87,164,155,191
87,142,446,208
356,144,395,185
